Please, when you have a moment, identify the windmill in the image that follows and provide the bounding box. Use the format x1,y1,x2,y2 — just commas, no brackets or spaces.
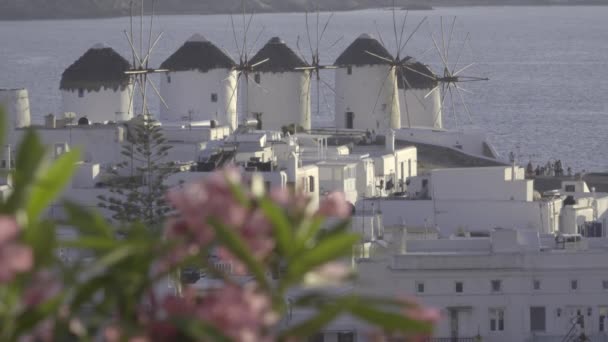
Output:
123,0,169,118
363,2,429,130
294,4,343,123
224,0,270,127
405,17,489,129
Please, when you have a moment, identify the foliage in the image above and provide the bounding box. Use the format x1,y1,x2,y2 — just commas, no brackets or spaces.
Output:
98,115,176,229
0,106,438,341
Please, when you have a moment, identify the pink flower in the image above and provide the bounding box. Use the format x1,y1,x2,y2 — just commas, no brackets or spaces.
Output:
22,271,62,307
160,284,276,342
318,192,352,219
0,216,33,283
164,168,276,276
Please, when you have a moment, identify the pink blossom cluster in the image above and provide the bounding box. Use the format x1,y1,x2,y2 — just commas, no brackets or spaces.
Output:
107,284,277,342
165,168,275,267
0,216,33,282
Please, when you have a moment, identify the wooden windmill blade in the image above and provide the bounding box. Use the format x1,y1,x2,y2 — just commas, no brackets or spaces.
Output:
123,0,169,117
427,16,490,127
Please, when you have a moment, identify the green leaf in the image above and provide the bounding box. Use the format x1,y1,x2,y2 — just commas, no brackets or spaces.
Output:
348,300,433,334
26,149,80,221
60,237,118,251
0,107,6,154
208,217,271,292
13,295,63,338
63,201,113,238
259,197,293,257
279,298,353,339
22,219,56,265
286,233,359,285
172,317,232,342
2,129,45,213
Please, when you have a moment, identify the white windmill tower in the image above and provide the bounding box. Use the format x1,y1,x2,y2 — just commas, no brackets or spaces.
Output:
159,34,238,129
60,43,134,124
333,33,400,131
247,37,311,132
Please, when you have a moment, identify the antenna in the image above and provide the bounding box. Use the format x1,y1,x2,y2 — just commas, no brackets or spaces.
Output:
123,0,169,119
364,0,428,130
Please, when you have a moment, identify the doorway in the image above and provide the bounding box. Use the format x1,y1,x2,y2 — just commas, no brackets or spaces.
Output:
346,112,354,129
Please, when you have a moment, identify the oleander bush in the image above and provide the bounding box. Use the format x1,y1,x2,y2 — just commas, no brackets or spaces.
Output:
0,108,438,341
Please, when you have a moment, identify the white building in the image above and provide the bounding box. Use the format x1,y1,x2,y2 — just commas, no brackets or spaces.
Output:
247,37,311,132
159,34,238,130
352,227,608,342
359,166,565,238
334,34,400,131
60,43,133,123
398,60,442,129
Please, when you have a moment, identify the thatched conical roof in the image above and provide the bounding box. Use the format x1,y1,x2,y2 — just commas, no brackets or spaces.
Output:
249,37,308,73
334,34,393,67
160,34,235,73
60,44,131,92
398,59,438,90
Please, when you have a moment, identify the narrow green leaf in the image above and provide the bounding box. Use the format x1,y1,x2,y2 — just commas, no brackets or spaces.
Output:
60,237,118,251
0,106,7,155
208,217,271,292
286,233,359,284
348,301,433,334
259,197,293,257
14,295,63,337
2,129,45,213
26,149,80,220
63,201,113,238
172,317,232,342
279,298,353,339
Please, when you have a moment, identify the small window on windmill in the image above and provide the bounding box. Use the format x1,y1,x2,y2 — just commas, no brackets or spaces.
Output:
166,74,172,83
254,73,261,84
78,88,84,98
211,93,218,103
381,103,387,112
347,66,352,75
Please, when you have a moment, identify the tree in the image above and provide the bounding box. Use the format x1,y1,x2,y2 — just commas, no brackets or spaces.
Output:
98,115,175,229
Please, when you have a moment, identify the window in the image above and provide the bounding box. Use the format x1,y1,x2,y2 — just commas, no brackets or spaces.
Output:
308,176,315,193
571,280,578,291
600,307,608,332
347,66,352,75
530,307,546,332
211,93,218,102
576,309,585,328
78,88,84,98
565,184,576,192
337,332,355,342
254,73,261,84
416,281,425,294
455,281,463,293
490,308,505,331
533,280,541,290
166,74,172,83
603,280,608,290
491,280,502,292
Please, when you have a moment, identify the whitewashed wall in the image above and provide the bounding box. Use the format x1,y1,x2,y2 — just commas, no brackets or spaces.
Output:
61,86,133,123
399,87,442,129
247,71,311,131
160,69,238,130
334,65,400,131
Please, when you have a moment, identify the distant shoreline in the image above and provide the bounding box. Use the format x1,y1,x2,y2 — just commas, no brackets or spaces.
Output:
1,3,607,21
